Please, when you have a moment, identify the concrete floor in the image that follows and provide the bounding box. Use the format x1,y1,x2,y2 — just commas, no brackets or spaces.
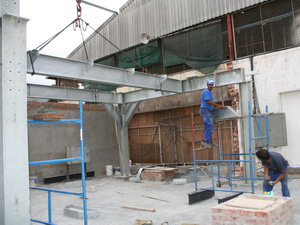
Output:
30,172,300,225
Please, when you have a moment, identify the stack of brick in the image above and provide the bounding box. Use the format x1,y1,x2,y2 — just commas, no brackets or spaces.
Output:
211,194,292,225
141,167,176,182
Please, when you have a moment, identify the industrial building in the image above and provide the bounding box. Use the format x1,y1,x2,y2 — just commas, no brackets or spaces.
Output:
1,0,300,224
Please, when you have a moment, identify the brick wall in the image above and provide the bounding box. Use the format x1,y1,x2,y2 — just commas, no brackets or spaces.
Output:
141,167,177,181
27,101,106,112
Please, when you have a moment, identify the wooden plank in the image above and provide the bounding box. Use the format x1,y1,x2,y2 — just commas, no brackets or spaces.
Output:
121,205,156,212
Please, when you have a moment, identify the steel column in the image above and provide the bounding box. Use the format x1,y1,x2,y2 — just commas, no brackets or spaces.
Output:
238,82,256,183
0,9,30,225
103,102,140,176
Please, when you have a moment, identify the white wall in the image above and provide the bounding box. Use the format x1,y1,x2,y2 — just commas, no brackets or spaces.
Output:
280,90,300,165
234,47,300,164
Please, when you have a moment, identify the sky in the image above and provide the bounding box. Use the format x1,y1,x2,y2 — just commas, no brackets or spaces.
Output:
20,0,128,85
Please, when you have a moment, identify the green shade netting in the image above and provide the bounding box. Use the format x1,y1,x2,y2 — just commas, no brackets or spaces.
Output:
162,23,223,74
86,23,223,91
116,41,161,69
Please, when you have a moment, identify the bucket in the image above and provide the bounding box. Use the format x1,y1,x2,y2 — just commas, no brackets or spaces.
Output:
105,165,113,176
114,167,121,176
29,176,37,186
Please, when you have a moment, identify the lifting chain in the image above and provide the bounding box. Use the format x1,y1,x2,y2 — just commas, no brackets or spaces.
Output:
73,0,89,31
76,0,82,19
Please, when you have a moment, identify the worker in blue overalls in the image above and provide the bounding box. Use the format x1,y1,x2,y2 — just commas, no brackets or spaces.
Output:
200,79,224,148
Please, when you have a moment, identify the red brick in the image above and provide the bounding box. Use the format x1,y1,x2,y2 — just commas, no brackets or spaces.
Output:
255,211,270,218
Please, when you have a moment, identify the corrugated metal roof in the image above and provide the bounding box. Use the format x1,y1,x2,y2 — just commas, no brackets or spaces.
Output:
69,0,270,61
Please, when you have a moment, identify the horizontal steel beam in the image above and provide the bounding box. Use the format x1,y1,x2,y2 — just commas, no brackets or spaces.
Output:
123,68,246,103
27,53,182,93
27,84,123,104
27,68,246,104
182,68,245,92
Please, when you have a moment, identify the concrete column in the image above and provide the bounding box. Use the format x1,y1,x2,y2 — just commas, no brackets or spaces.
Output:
0,0,30,224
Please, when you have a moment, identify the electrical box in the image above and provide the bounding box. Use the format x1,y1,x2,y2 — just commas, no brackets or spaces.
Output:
254,113,288,148
65,146,90,165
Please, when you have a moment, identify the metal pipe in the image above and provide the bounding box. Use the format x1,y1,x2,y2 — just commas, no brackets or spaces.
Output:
248,101,255,193
48,192,52,224
227,13,235,61
195,159,251,163
137,127,141,163
173,127,177,162
229,162,233,191
29,157,81,166
252,136,268,140
191,113,198,191
217,122,223,185
211,163,215,189
30,219,56,225
128,124,175,129
80,0,118,14
79,100,88,225
158,125,163,164
28,119,81,124
266,105,270,151
179,117,185,163
30,187,82,196
200,188,251,194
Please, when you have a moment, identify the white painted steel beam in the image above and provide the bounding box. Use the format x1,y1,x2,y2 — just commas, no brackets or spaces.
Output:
27,53,182,93
27,68,246,104
123,68,246,103
27,84,123,104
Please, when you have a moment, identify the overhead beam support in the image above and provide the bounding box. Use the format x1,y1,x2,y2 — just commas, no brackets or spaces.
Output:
27,68,246,104
123,68,245,103
27,53,182,93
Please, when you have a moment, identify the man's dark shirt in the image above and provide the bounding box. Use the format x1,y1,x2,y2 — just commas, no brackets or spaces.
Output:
262,152,288,173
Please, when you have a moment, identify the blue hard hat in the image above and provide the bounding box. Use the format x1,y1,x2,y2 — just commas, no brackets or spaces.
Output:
207,79,214,85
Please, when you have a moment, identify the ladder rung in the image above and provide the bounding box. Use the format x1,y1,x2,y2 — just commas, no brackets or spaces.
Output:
251,136,268,140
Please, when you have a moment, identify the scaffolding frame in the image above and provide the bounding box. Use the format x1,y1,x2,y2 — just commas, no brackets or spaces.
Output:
28,100,88,225
191,101,269,194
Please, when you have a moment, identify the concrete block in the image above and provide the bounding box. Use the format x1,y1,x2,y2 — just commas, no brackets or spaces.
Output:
64,204,100,220
173,178,187,185
188,189,215,204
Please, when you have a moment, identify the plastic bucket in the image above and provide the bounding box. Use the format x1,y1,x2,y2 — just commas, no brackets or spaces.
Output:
105,165,113,176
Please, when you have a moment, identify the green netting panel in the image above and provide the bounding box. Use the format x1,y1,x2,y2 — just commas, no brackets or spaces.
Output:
117,41,161,69
162,23,223,74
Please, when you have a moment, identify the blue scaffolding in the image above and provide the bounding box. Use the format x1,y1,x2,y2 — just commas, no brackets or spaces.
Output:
28,100,88,225
192,102,269,194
